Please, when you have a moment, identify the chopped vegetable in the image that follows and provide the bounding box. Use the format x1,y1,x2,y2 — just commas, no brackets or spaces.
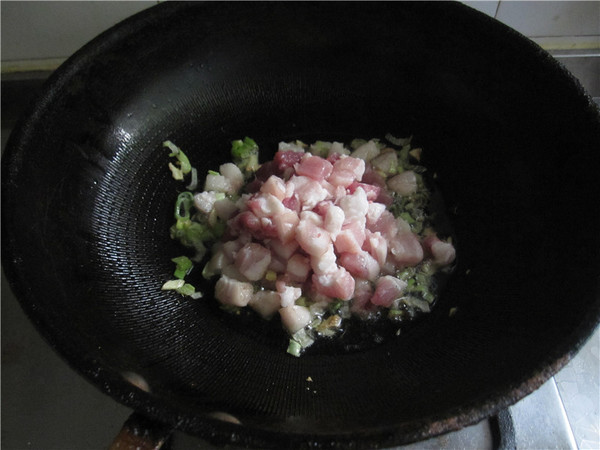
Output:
231,137,260,175
171,256,193,279
165,136,456,356
165,140,192,180
161,279,197,296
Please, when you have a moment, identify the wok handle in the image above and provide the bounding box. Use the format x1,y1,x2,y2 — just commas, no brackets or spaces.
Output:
109,412,173,450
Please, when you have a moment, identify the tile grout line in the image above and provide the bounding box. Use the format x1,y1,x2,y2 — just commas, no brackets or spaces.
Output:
550,377,580,449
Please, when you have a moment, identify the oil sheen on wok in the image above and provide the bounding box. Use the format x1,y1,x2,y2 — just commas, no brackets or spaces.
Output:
163,136,455,356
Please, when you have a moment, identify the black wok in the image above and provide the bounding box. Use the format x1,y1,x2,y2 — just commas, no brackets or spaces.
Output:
2,2,599,448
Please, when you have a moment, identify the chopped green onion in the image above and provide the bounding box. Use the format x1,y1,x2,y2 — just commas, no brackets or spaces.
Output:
177,283,196,296
287,339,302,357
350,138,367,149
264,270,277,281
162,279,197,297
295,296,308,307
292,328,314,348
162,279,185,290
164,140,192,176
328,300,343,313
399,144,411,161
399,212,415,224
208,170,220,176
231,137,258,159
423,291,435,302
210,219,226,240
407,284,428,293
172,256,193,279
310,141,331,157
185,167,198,190
231,137,260,175
174,192,194,221
168,162,184,180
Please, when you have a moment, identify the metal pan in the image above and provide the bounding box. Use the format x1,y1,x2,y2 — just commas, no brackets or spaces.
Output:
2,2,599,448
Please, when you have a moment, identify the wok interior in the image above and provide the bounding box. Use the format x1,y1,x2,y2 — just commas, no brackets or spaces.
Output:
3,2,599,446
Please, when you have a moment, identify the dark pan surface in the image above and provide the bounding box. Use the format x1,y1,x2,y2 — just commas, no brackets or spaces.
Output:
2,2,600,448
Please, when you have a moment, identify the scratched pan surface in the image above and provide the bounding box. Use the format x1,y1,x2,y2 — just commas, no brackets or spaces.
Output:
2,2,599,448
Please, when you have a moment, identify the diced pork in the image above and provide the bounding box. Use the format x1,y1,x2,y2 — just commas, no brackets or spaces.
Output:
363,230,388,266
202,245,231,278
387,170,418,196
253,160,282,183
268,255,287,274
324,203,345,237
299,210,324,227
276,280,302,308
268,239,299,260
312,266,355,301
288,175,329,210
370,150,398,175
272,209,300,243
367,210,399,239
334,221,366,254
247,193,286,218
347,181,381,201
370,275,407,307
366,202,386,226
249,290,281,319
422,234,456,266
310,243,337,275
204,173,233,194
221,236,249,261
219,163,244,193
388,232,424,267
194,191,218,214
235,243,272,281
282,194,300,213
339,251,380,282
328,156,366,187
351,278,375,316
274,150,304,172
214,197,239,221
279,305,311,334
260,175,287,200
215,275,254,307
200,141,450,346
339,187,369,222
287,253,311,282
296,218,330,257
350,140,380,161
295,153,334,181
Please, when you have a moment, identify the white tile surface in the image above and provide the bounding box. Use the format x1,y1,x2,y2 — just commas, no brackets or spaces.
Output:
495,1,600,37
1,1,155,62
461,1,499,18
2,1,599,66
554,327,600,450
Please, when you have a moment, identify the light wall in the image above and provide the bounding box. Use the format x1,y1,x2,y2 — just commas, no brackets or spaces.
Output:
1,1,599,73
